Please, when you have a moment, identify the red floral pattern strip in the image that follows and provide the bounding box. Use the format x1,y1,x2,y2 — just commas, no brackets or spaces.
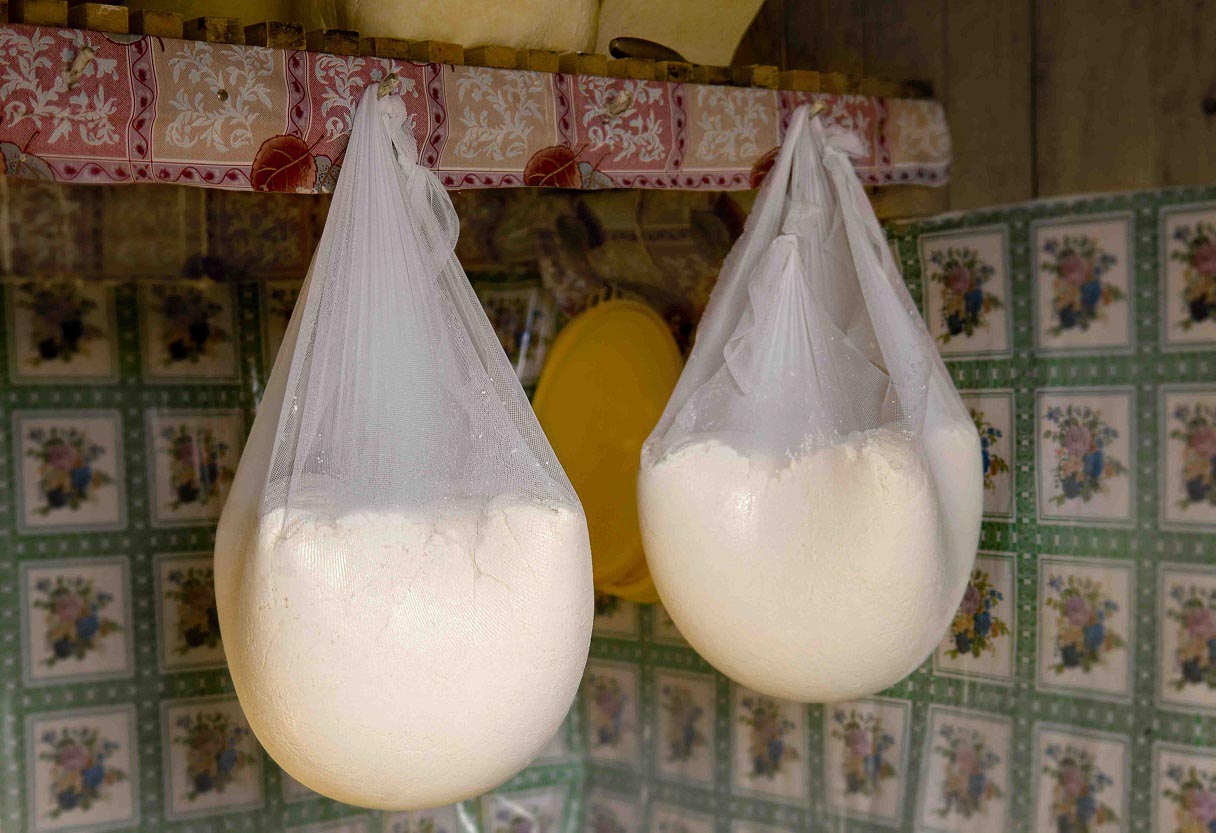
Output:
0,24,952,193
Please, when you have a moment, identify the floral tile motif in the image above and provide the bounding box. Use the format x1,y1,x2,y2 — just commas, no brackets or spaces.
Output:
1032,216,1133,353
960,391,1015,519
20,558,132,687
918,227,1012,359
1152,742,1216,833
474,282,555,385
648,802,713,833
1160,203,1216,350
161,696,263,820
653,670,715,785
145,410,242,527
385,805,459,833
483,785,566,833
593,594,640,639
933,552,1016,683
1037,556,1134,701
14,410,125,533
1032,725,1128,833
731,686,807,802
915,707,1011,833
650,604,688,646
153,553,224,672
1161,386,1216,530
824,697,910,825
261,278,302,368
1157,563,1216,715
5,279,118,382
587,792,641,833
138,280,239,382
24,705,139,833
1036,390,1134,524
584,661,641,767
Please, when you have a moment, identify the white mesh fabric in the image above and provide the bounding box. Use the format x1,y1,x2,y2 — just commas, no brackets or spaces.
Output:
262,90,575,520
644,105,970,461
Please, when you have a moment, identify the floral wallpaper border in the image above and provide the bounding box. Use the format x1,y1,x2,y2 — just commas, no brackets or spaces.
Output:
0,24,951,194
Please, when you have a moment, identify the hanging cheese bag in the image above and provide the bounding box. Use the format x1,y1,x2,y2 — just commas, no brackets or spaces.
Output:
638,104,983,703
215,86,593,809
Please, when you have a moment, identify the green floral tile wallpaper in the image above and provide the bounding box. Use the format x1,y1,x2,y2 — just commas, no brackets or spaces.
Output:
0,180,1213,833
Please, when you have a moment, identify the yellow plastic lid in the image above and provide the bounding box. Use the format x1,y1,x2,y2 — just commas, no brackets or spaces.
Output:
533,299,683,603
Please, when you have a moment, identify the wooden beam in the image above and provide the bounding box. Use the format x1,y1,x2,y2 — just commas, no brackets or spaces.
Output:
516,48,560,73
729,65,778,89
901,80,934,98
67,1,126,33
245,21,305,50
654,61,693,83
731,64,779,89
360,37,413,59
465,45,518,69
409,39,463,64
777,69,820,92
183,16,244,44
130,9,182,39
819,71,849,94
10,0,67,25
306,28,359,56
607,57,653,80
691,65,732,85
559,51,608,76
858,77,903,98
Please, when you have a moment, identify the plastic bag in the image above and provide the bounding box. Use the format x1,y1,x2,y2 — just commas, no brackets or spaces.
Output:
637,104,982,703
214,86,593,809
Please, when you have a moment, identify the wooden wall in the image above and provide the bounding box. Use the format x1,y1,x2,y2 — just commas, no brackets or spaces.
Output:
735,0,1216,211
